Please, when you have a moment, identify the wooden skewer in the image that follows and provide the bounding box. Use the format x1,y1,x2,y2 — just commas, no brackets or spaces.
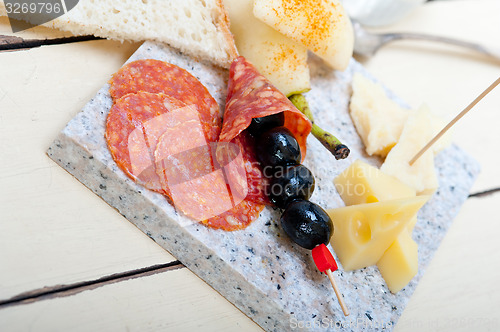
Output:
325,269,350,316
409,76,500,165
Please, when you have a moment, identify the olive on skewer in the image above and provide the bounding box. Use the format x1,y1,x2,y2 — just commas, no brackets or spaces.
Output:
268,165,315,209
247,112,285,137
248,116,349,316
255,126,301,168
280,199,332,250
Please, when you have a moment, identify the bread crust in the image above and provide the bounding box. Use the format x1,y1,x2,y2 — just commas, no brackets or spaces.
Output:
0,0,239,68
216,0,239,66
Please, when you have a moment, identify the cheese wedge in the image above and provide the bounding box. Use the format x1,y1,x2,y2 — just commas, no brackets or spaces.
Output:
381,105,439,194
349,73,411,157
334,160,416,205
327,196,428,271
377,228,418,293
334,160,425,291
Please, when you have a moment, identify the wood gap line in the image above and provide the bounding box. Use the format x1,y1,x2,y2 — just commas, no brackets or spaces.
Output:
469,187,500,198
0,35,104,52
0,261,184,308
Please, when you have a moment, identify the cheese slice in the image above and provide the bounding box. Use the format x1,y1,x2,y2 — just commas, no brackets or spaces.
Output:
327,196,428,271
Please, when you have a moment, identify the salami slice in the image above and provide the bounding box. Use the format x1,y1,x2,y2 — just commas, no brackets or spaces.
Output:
106,91,198,194
202,199,265,231
154,119,264,230
219,56,312,160
155,119,235,221
109,59,221,142
233,132,270,205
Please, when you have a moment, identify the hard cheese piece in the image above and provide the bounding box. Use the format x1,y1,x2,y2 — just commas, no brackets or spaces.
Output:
327,196,428,271
223,0,310,97
377,229,418,293
334,160,423,292
349,73,412,157
253,0,353,70
334,159,416,205
381,105,439,195
349,74,451,158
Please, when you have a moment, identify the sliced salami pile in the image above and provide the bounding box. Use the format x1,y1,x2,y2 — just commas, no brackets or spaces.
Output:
105,57,311,231
106,59,264,231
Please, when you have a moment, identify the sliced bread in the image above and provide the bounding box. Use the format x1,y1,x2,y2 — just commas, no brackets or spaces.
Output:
0,0,238,68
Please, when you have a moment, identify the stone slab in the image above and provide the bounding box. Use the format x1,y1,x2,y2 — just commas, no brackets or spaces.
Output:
47,41,479,331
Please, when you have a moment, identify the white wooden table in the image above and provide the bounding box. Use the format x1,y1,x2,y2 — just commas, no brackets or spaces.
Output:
1,1,499,331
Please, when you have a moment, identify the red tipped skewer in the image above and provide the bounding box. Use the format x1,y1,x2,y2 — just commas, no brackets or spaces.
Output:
312,244,350,316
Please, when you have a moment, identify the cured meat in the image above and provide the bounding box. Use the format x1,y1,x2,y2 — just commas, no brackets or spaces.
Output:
106,61,266,231
109,59,221,142
155,118,234,221
202,199,265,231
233,132,270,205
154,119,263,229
106,91,197,194
219,56,312,160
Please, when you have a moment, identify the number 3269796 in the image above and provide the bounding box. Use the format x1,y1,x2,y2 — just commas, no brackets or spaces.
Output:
5,2,63,14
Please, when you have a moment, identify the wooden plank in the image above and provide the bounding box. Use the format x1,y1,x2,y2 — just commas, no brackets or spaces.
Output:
0,267,263,332
0,38,183,301
395,193,500,332
0,16,73,39
359,0,500,193
0,195,498,332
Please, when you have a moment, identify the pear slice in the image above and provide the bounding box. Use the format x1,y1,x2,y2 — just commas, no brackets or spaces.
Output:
253,0,353,70
327,196,428,271
223,0,310,96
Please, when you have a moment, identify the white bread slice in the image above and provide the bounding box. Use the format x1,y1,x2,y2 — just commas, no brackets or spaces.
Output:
0,0,238,68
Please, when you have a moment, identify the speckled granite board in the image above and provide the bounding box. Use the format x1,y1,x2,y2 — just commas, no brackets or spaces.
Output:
47,41,479,332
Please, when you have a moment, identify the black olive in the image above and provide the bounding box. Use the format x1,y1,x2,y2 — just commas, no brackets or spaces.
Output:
280,200,333,250
247,113,285,137
268,165,315,209
255,127,301,168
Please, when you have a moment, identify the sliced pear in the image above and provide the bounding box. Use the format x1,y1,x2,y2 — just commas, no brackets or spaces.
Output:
224,0,310,96
253,0,353,70
327,196,428,271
